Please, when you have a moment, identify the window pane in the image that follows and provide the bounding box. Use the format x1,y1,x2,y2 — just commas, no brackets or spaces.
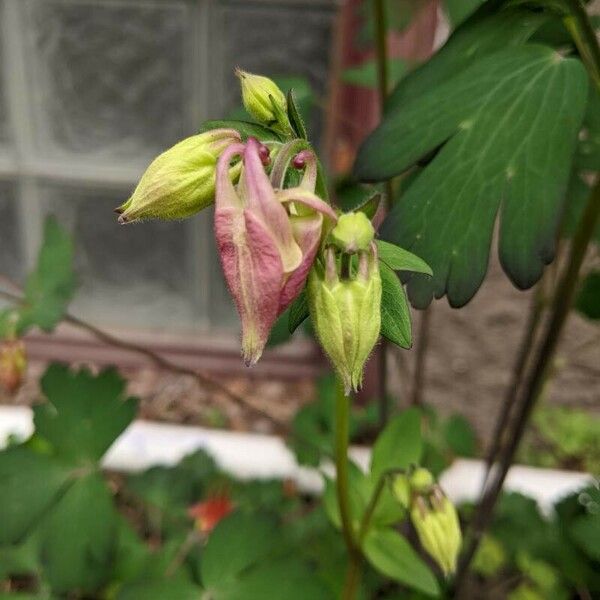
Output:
39,184,196,330
25,0,190,161
0,181,22,280
214,3,334,135
0,6,10,145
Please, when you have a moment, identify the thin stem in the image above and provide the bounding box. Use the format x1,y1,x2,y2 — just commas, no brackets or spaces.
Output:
411,307,431,407
483,284,544,482
455,176,600,596
335,379,356,552
335,378,362,599
0,285,287,433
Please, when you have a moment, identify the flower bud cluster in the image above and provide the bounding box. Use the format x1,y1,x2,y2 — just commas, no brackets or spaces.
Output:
307,213,381,393
392,468,462,576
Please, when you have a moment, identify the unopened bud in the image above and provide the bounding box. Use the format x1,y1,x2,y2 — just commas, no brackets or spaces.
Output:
115,129,241,223
410,468,435,492
410,486,462,576
0,340,27,394
307,241,381,393
329,212,375,253
235,69,290,133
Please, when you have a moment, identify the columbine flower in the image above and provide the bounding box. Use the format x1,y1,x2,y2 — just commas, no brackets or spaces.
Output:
215,137,336,365
188,494,234,534
116,129,241,223
307,215,381,393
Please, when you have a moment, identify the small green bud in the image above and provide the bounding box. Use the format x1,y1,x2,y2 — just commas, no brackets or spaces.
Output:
329,212,375,253
308,242,381,393
391,475,411,508
410,468,435,492
410,487,462,576
235,68,290,132
115,129,241,223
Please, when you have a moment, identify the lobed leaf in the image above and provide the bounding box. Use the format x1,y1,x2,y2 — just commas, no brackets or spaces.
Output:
357,46,587,307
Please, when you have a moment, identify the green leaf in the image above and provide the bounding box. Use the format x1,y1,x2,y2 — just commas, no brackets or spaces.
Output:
116,579,202,600
201,512,281,589
216,558,330,600
444,0,486,28
342,58,407,89
198,120,282,142
267,308,293,347
444,414,477,457
288,289,309,334
376,240,432,275
36,472,117,594
371,408,422,479
385,9,547,113
357,46,588,308
576,271,600,320
287,89,308,140
379,262,412,349
570,514,600,561
334,177,381,217
35,364,137,464
0,447,72,545
363,528,440,596
15,217,76,334
561,174,600,244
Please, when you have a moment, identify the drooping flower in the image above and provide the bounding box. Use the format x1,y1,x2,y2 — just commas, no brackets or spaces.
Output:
307,215,381,393
215,138,336,366
116,129,242,223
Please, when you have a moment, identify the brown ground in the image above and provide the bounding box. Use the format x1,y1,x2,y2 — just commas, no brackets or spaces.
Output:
1,253,598,447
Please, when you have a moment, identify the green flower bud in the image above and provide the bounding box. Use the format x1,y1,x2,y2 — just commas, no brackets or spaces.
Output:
116,129,241,223
410,486,462,576
235,69,290,132
391,475,411,508
308,242,381,393
410,468,435,492
329,212,375,253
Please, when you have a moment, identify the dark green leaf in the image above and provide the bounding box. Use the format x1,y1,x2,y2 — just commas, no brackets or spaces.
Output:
201,512,281,589
199,120,282,142
15,217,76,334
36,473,117,594
287,89,308,140
371,408,422,479
116,579,202,600
216,558,330,600
0,447,72,545
376,240,432,275
273,76,314,130
379,262,412,348
385,9,547,113
342,59,407,89
288,289,309,334
267,309,293,347
36,364,137,464
570,515,600,561
363,528,440,596
561,174,600,244
358,46,587,307
334,177,381,217
444,0,486,28
576,271,600,320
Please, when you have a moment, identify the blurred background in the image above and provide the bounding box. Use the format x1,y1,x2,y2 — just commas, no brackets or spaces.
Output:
0,0,597,448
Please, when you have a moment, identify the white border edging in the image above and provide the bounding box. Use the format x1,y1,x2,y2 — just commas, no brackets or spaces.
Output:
0,406,593,513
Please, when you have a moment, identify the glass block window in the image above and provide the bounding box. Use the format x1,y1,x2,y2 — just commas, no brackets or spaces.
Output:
0,0,335,333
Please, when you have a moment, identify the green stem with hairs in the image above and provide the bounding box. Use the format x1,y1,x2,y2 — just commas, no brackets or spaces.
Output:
334,378,362,599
